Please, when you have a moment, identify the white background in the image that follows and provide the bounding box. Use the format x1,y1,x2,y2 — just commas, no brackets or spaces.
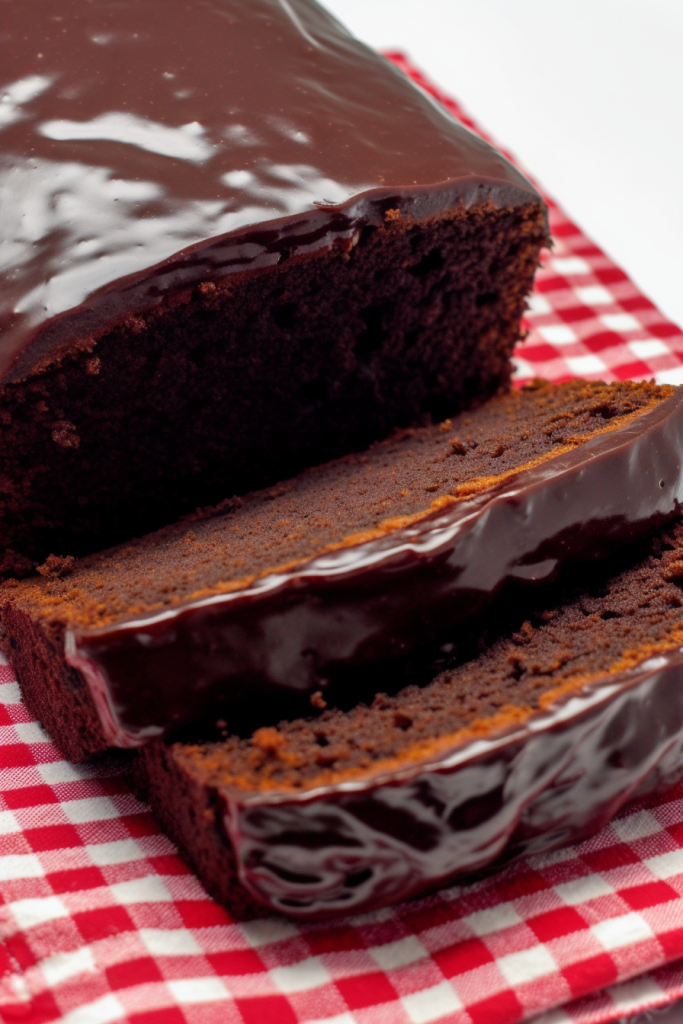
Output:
322,0,683,332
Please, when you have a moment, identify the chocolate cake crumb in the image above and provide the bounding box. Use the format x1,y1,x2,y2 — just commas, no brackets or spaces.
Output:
36,555,75,579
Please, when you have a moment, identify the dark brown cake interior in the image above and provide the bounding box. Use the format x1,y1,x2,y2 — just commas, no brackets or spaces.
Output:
175,517,683,793
0,204,547,573
4,379,668,630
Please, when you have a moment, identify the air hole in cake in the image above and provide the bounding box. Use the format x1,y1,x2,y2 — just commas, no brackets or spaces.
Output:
273,303,298,331
507,656,525,681
409,247,445,278
294,379,324,410
359,224,377,246
354,303,390,361
592,403,620,420
476,292,498,308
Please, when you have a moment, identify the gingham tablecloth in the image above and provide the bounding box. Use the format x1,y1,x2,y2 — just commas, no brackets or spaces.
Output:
3,55,683,1024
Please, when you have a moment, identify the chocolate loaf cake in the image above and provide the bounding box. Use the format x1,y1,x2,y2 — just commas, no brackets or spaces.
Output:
3,380,683,762
0,0,548,572
140,517,683,920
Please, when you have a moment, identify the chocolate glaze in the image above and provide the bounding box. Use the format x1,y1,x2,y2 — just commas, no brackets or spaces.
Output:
67,390,683,747
0,0,539,383
217,647,683,919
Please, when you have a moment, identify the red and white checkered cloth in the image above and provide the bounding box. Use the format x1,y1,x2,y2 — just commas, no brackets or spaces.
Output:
3,55,683,1024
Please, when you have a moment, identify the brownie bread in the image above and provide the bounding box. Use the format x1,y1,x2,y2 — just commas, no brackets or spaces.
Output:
140,517,683,920
0,0,548,572
3,380,683,762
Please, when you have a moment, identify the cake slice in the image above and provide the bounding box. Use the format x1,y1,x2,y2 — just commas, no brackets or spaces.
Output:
140,516,683,920
0,0,548,571
2,379,683,761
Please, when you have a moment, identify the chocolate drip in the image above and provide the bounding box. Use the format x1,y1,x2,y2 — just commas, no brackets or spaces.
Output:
0,0,538,382
67,390,683,746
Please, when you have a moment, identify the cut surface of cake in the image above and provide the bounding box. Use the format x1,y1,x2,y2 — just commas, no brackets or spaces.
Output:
3,380,683,761
0,0,548,570
140,517,683,919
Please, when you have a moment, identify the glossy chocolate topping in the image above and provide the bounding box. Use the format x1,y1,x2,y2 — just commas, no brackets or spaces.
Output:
0,0,539,382
218,648,683,919
68,389,683,747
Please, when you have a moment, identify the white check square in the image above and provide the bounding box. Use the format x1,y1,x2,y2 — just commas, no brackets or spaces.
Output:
512,357,535,380
628,339,669,360
61,994,125,1024
61,796,121,823
656,367,683,386
87,838,147,866
464,903,523,936
14,721,49,744
168,978,230,1004
552,257,591,276
0,853,44,881
111,875,172,904
497,945,557,986
644,849,683,881
566,354,606,376
240,918,299,947
591,912,654,951
270,956,331,993
371,935,429,970
611,810,662,843
539,325,577,345
575,285,612,306
0,810,19,835
37,761,90,785
555,875,614,905
10,896,68,929
601,313,640,332
0,681,21,704
140,928,203,956
41,948,96,987
526,293,552,316
402,981,463,1023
